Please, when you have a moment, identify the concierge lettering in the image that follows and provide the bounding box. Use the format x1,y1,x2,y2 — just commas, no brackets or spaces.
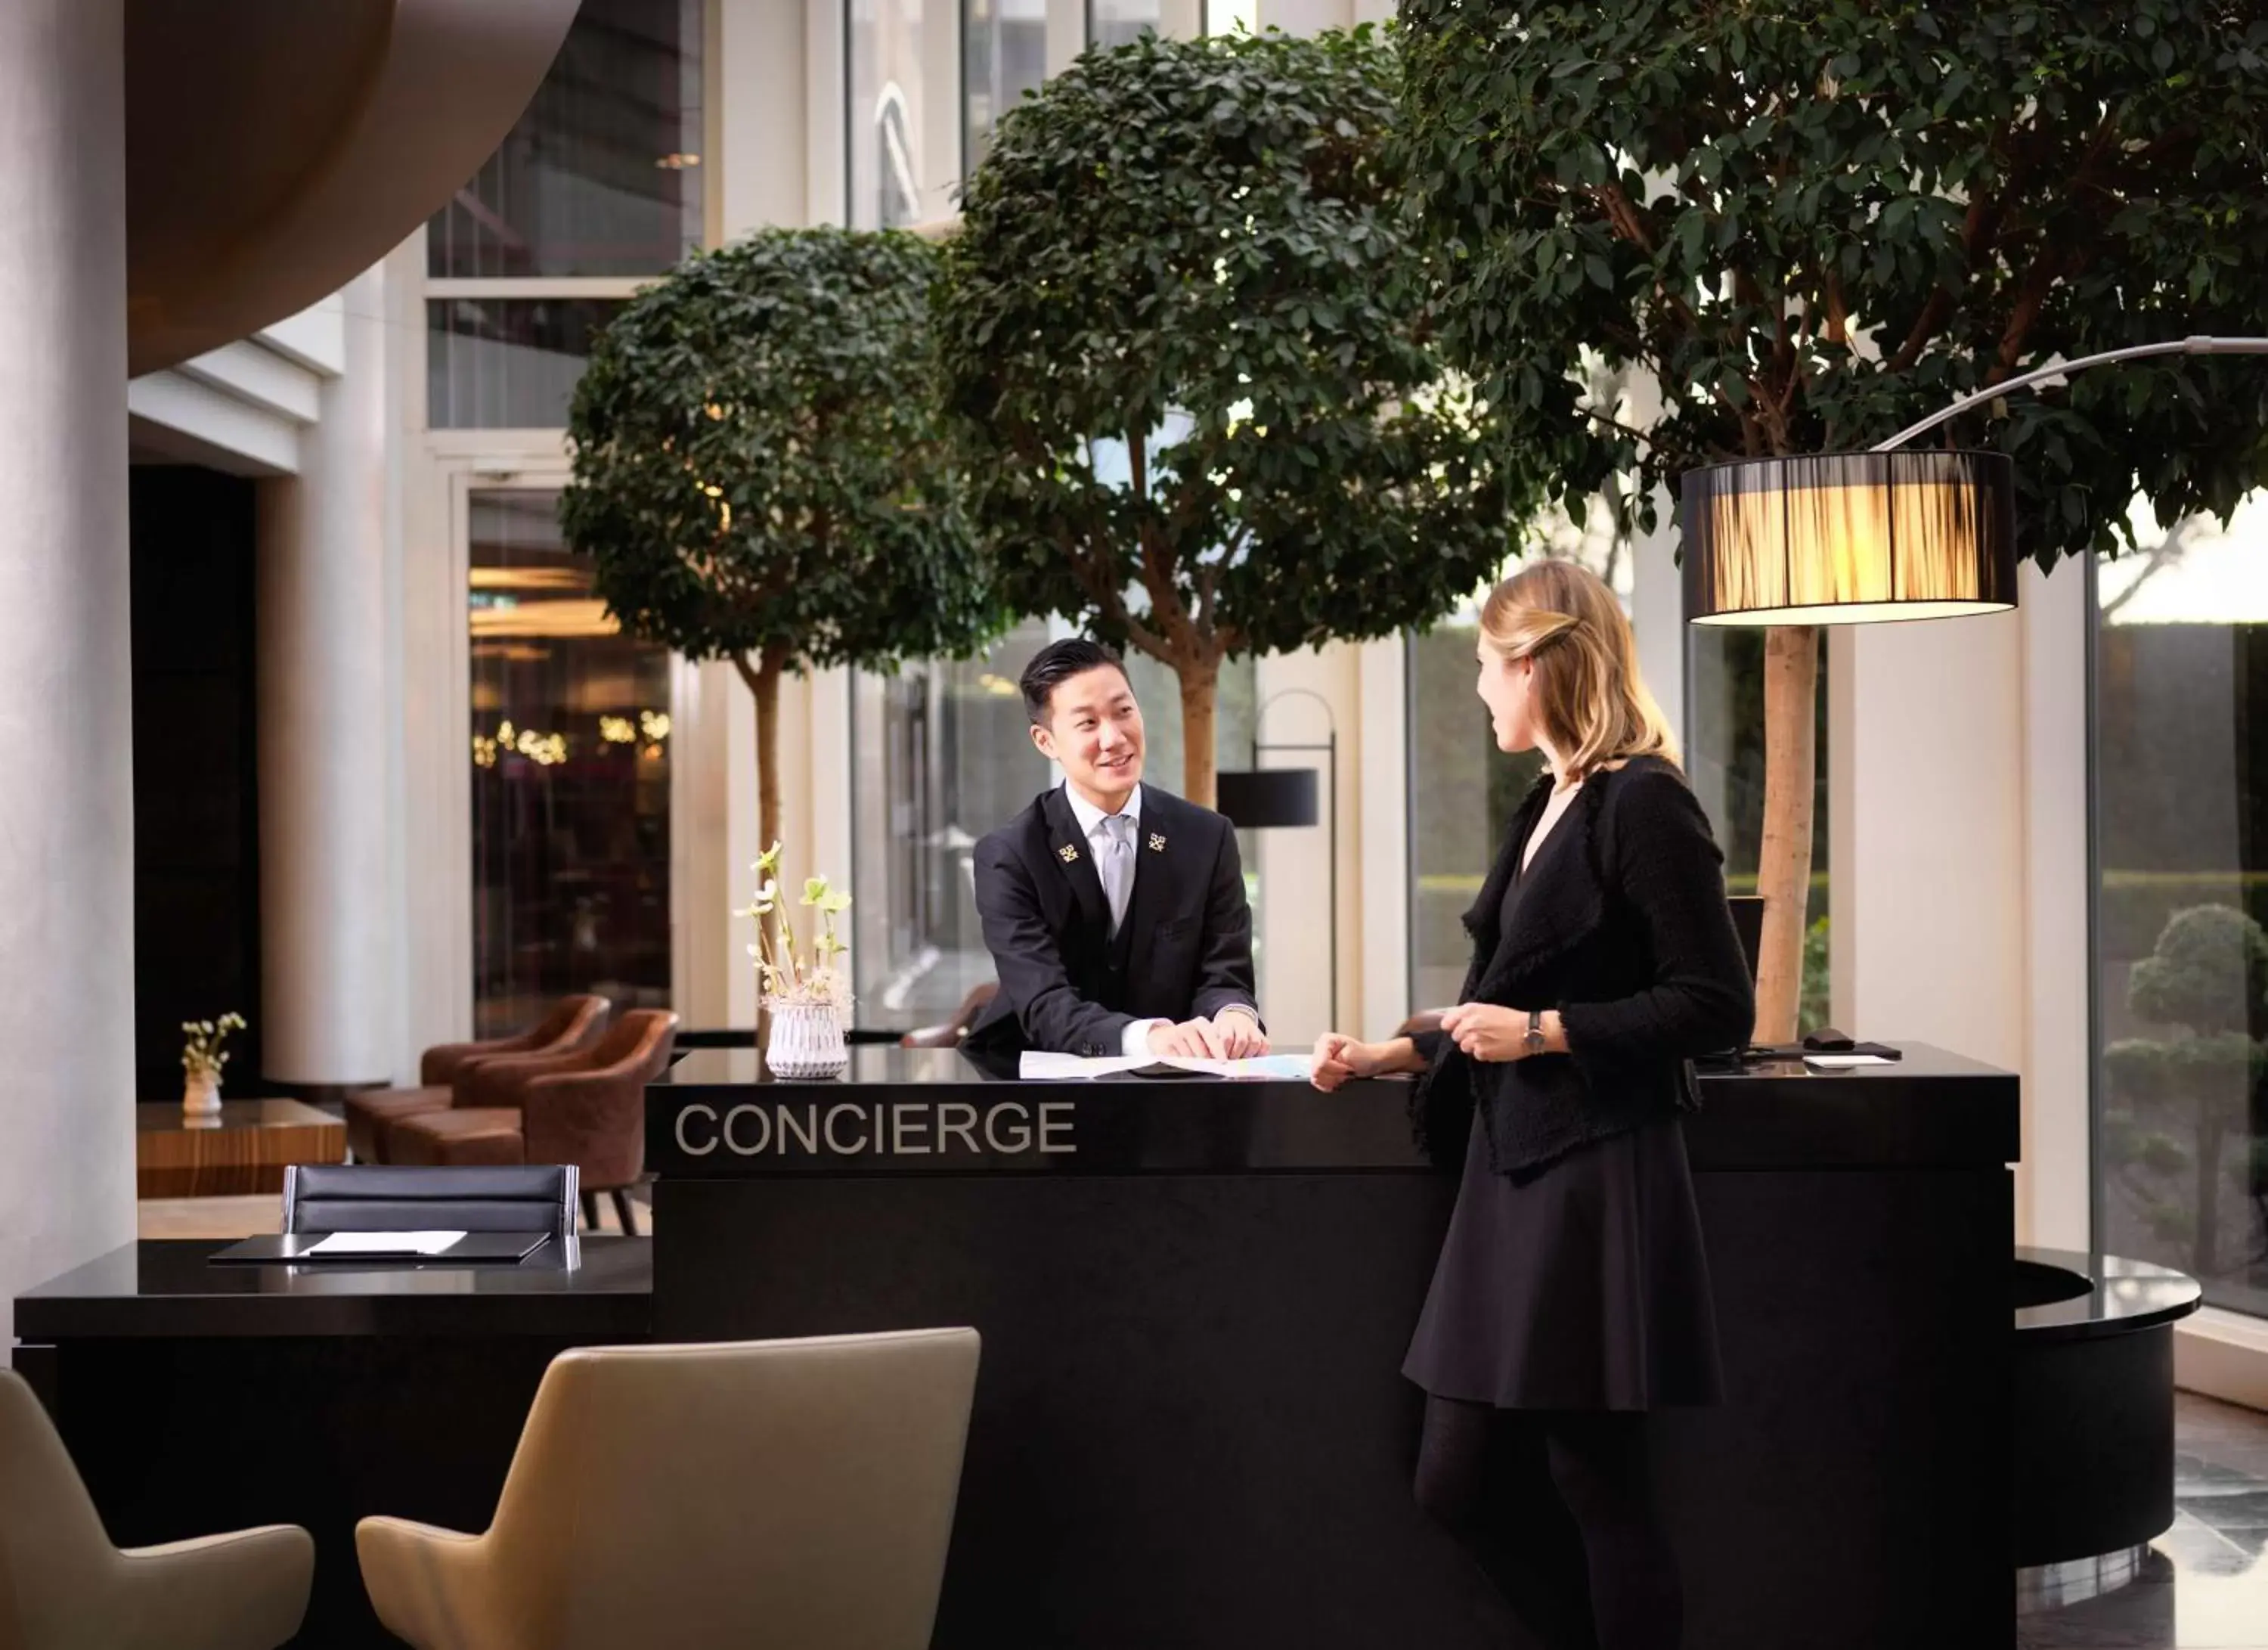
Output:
673,1098,1076,1160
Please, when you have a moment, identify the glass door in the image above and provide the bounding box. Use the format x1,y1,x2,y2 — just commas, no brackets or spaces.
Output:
465,481,674,1037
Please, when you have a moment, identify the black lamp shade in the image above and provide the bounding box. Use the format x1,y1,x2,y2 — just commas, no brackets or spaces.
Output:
1681,449,2019,625
1215,768,1320,830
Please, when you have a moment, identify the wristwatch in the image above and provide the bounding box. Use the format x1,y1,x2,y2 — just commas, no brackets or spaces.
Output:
1523,1010,1547,1057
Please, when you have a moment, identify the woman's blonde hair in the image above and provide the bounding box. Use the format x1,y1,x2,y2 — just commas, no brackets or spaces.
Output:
1479,559,1680,778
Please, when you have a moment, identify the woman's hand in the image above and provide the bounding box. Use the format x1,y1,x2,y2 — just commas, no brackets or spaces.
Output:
1440,1003,1563,1062
1311,1032,1376,1092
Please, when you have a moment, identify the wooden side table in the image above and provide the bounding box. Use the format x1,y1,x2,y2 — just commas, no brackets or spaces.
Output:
135,1099,346,1198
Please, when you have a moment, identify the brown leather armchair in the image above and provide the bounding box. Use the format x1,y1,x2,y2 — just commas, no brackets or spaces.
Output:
900,982,999,1049
389,1010,680,1235
419,995,610,1087
345,996,609,1164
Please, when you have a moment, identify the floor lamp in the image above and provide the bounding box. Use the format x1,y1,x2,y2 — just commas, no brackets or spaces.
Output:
1214,688,1338,1032
1678,333,2268,1050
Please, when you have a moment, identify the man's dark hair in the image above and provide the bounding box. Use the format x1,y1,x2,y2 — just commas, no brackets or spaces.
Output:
1020,637,1126,725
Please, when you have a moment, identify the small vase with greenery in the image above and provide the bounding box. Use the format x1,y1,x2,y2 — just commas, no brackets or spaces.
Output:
738,843,854,1079
181,1013,246,1116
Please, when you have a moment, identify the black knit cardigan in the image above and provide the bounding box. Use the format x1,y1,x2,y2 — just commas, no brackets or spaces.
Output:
1409,755,1755,1176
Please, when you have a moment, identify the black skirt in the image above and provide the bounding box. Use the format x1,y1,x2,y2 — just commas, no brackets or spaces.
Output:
1402,1107,1724,1411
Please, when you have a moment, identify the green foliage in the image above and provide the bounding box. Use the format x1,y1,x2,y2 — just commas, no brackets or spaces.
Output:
1798,914,1831,1035
562,228,1001,674
1397,0,2268,566
935,26,1543,675
2126,904,2268,1034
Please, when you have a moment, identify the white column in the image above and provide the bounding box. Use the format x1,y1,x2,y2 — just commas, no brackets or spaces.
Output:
1252,645,1361,1047
1356,634,1409,1040
256,268,394,1087
1829,610,2028,1078
0,0,135,1353
2019,557,2093,1248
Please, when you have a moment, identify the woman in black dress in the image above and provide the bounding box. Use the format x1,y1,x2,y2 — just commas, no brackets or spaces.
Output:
1312,559,1752,1650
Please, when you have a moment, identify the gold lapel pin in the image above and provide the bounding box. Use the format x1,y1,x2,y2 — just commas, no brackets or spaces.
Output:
1148,833,1167,853
1057,843,1081,864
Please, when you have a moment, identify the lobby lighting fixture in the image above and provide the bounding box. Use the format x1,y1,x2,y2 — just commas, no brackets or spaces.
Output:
1681,448,2019,625
655,152,701,169
1682,336,2268,628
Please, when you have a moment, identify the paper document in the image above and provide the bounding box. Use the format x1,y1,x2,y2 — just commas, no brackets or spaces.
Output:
1019,1051,1315,1082
305,1230,466,1256
1802,1054,1895,1068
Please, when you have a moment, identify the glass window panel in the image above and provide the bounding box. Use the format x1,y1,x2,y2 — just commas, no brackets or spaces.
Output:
427,298,624,430
847,0,932,228
428,0,704,278
469,489,673,1039
1204,0,1257,35
964,0,1049,168
1089,0,1160,48
851,627,1255,1026
2094,493,2268,1317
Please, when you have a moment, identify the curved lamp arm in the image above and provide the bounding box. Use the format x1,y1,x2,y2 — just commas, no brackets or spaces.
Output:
1253,685,1339,745
1873,336,2268,453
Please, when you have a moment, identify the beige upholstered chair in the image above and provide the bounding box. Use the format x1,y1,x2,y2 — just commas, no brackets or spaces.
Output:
0,1370,312,1650
357,1329,982,1650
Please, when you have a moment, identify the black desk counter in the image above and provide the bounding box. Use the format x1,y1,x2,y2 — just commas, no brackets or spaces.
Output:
649,1043,2020,1650
15,1236,650,1340
14,1049,2019,1650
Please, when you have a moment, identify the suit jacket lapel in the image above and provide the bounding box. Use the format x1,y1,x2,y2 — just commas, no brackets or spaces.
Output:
1121,790,1174,980
1040,786,1112,940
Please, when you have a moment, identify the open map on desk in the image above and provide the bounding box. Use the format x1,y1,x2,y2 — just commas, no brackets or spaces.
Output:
1019,1051,1315,1082
304,1230,466,1257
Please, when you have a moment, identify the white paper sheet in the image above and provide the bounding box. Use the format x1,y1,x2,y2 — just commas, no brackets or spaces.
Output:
305,1230,466,1256
1018,1052,1315,1082
1802,1053,1895,1068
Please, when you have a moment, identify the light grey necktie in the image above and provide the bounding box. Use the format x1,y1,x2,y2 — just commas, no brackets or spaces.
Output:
1099,814,1136,933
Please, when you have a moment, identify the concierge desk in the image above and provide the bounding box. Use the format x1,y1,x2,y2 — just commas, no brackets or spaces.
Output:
652,1043,2019,1650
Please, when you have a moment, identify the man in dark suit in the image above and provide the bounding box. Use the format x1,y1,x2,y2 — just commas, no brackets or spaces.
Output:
966,639,1267,1060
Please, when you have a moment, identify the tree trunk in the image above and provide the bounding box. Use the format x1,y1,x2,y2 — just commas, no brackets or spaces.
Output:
733,650,785,1020
1752,625,1818,1044
1178,656,1220,811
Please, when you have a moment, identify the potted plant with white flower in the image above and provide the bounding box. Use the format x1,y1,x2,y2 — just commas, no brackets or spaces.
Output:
181,1012,246,1116
737,842,855,1079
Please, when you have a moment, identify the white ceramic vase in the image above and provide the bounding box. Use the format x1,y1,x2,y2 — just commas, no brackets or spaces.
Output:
182,1068,222,1117
763,997,848,1081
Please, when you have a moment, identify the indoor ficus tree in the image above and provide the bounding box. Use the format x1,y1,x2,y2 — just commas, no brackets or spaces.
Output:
562,227,1002,908
936,24,1547,807
1399,0,2268,1039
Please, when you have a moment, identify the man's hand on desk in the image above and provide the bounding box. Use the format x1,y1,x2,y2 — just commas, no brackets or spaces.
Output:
1146,1010,1269,1060
1212,1006,1269,1059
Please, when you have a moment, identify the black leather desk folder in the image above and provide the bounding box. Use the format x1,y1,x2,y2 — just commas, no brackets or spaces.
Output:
208,1233,550,1264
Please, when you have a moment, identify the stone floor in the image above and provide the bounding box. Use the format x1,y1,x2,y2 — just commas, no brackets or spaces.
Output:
2022,1393,2268,1649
